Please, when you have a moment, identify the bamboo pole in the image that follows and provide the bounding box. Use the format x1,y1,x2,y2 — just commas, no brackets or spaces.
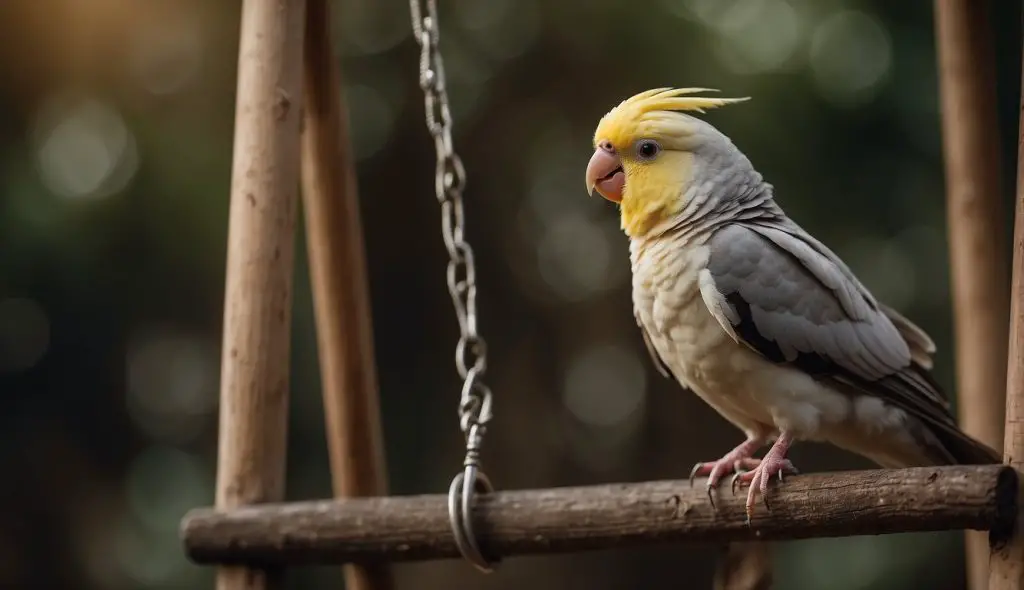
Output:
184,466,1018,566
934,1,1008,588
213,1,306,589
987,21,1024,589
299,0,392,589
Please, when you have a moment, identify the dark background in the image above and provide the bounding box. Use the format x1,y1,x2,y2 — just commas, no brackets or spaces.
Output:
0,1,1020,589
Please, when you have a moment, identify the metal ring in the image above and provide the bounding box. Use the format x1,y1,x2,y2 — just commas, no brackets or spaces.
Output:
447,465,499,572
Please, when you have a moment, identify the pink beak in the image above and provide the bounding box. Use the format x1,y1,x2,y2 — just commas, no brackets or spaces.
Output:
586,140,625,203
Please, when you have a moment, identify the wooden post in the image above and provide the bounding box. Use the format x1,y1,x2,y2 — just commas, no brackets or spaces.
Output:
934,1,1008,588
714,543,772,590
213,0,306,589
299,1,392,590
988,23,1024,590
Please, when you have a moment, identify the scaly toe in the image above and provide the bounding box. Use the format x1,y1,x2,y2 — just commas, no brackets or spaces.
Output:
744,470,764,519
759,473,772,512
744,459,799,520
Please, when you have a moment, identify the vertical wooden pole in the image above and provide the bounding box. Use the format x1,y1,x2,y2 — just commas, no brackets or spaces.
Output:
214,1,306,589
934,2,1008,588
988,19,1024,590
714,543,773,590
300,1,392,590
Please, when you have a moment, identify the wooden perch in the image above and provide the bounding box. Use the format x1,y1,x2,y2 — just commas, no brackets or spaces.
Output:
182,466,1018,566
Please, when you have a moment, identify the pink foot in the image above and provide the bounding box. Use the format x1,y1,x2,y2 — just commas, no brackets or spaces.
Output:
688,436,764,508
730,432,799,523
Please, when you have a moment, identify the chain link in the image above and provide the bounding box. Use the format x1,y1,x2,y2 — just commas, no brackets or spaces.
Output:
409,0,498,573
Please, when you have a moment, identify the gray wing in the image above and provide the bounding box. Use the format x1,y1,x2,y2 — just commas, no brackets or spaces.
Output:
700,223,959,435
879,302,936,370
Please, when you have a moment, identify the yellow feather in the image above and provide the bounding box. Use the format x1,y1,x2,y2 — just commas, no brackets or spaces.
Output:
591,88,749,237
594,87,749,148
619,151,694,236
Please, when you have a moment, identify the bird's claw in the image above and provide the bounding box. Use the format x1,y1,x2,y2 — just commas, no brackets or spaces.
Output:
688,462,703,488
730,470,744,496
777,464,797,482
686,441,765,511
730,457,798,525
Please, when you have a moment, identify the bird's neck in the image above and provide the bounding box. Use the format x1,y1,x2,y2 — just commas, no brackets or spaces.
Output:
619,183,686,238
638,176,779,242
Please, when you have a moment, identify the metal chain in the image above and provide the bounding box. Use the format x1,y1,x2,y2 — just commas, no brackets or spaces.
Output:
409,0,499,573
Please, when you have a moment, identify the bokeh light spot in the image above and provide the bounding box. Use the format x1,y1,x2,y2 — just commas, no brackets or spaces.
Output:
126,328,218,443
126,445,212,535
33,96,139,200
563,343,647,428
129,20,204,96
112,510,199,588
809,11,892,107
713,0,803,74
536,214,616,302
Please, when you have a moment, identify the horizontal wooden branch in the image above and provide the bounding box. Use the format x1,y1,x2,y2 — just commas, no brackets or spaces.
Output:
181,466,1018,566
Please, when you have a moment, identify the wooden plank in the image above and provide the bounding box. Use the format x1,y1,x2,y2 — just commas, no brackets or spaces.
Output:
934,1,1008,588
213,0,306,588
183,466,1018,566
299,0,392,589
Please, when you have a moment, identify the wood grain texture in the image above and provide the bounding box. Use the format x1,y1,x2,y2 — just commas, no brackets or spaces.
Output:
988,11,1024,589
214,0,306,588
184,466,1017,567
299,0,391,589
934,2,1008,587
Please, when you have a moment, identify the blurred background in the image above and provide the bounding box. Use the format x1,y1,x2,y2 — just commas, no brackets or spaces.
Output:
0,0,1021,588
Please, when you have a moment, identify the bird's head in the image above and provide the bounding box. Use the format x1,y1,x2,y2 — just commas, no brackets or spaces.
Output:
586,87,750,237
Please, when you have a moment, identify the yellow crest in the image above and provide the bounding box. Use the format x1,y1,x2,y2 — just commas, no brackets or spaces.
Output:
594,87,749,148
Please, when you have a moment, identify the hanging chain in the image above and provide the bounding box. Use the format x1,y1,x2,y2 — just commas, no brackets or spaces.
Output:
409,0,499,573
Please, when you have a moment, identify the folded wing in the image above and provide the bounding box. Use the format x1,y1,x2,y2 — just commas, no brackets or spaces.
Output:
699,222,997,465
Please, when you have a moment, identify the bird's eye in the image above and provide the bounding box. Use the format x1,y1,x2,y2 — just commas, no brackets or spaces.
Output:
636,140,660,160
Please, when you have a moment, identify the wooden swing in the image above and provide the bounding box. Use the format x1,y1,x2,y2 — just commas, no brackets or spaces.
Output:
179,1,1024,589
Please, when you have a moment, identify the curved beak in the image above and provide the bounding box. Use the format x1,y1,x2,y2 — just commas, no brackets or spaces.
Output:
586,144,625,203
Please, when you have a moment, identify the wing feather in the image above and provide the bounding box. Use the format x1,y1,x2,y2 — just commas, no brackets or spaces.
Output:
701,223,957,430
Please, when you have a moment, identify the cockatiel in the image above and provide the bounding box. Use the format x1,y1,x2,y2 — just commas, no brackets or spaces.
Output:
585,87,1000,521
